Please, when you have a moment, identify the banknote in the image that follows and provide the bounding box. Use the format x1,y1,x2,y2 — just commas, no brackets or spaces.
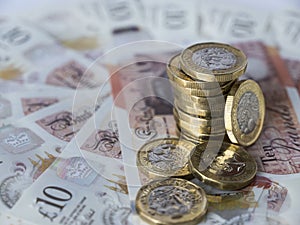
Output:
100,0,152,46
22,50,110,90
192,174,290,224
271,9,300,55
109,49,179,199
8,97,133,225
0,17,55,56
0,86,72,127
233,41,300,175
24,4,111,60
142,0,201,45
200,1,271,42
0,90,108,212
0,41,32,81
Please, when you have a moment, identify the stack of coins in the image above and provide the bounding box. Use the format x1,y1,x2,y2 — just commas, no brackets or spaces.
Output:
135,42,266,225
167,42,247,143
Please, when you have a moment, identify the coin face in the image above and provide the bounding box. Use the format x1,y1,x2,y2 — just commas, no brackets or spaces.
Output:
189,142,257,190
192,47,237,70
225,80,265,146
180,42,247,82
136,178,208,225
137,138,196,178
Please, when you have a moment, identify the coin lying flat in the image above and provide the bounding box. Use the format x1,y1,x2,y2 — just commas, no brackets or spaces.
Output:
136,178,208,225
189,142,257,190
136,138,196,178
180,42,247,82
225,79,265,146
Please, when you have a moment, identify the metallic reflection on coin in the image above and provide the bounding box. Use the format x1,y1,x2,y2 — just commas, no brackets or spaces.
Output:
137,138,196,178
180,42,247,82
189,142,257,190
225,79,265,146
135,178,207,225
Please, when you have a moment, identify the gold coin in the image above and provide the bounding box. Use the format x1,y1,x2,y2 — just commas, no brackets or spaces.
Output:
224,79,265,146
174,107,224,127
173,91,225,111
175,99,224,118
174,116,225,135
176,123,225,141
167,54,220,89
172,82,223,97
189,141,257,190
180,42,247,82
136,138,196,179
135,178,208,225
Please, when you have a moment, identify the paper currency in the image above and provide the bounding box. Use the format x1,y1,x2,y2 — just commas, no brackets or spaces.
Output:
22,50,110,89
0,86,72,127
24,5,111,60
200,1,271,42
100,0,152,46
109,48,177,201
0,91,107,212
8,97,132,225
234,41,300,175
271,9,300,55
142,0,200,45
193,174,291,224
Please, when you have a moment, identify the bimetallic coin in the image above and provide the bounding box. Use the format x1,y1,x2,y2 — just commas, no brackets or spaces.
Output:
174,107,224,127
173,91,225,111
176,124,225,141
175,99,224,118
137,138,196,178
189,142,257,190
174,115,225,135
167,54,220,89
180,43,247,82
172,82,223,97
136,178,208,225
225,80,265,146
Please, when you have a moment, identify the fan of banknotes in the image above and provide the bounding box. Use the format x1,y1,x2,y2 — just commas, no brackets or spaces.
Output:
0,0,300,225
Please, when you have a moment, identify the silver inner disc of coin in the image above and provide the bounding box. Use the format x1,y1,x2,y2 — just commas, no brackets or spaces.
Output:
192,47,237,70
237,91,259,134
147,143,188,172
148,186,193,216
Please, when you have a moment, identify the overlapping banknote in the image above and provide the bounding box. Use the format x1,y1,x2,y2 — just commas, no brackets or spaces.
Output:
0,0,300,224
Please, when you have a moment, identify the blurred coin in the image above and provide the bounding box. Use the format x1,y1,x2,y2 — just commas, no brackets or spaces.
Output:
136,178,208,225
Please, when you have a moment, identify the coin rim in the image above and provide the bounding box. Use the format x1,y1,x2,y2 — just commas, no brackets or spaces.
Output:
189,142,257,190
135,178,208,225
224,79,265,146
180,42,247,82
136,138,196,178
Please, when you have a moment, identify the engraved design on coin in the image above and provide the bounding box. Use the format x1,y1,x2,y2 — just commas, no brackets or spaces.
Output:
148,186,194,216
147,143,187,172
237,91,259,134
192,47,237,70
208,154,246,176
